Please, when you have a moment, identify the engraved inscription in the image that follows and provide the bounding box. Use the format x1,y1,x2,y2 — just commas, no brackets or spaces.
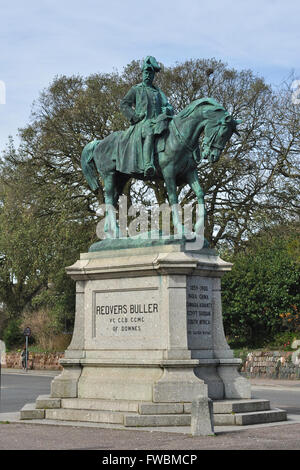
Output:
93,289,159,338
186,277,213,349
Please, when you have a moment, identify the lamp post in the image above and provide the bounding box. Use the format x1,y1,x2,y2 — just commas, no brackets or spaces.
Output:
23,327,31,372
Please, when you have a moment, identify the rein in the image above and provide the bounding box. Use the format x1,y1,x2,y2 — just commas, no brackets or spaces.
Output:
171,118,199,153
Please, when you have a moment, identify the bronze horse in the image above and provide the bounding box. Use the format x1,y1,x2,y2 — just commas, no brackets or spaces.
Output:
81,97,240,238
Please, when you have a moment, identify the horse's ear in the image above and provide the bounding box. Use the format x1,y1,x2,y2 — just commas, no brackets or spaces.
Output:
224,114,232,122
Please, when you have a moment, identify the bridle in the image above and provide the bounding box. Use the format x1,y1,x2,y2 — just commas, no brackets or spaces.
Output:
201,115,235,158
202,126,225,153
171,112,232,161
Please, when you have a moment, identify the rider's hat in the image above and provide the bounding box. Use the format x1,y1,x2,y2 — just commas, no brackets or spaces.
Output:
142,56,161,72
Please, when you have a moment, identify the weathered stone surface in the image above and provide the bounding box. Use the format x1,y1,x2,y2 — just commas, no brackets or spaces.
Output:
191,396,214,436
45,408,125,424
213,413,236,425
234,409,287,425
35,395,61,409
153,366,208,403
20,404,45,420
61,398,139,413
51,365,82,398
213,399,270,414
139,402,184,415
124,413,191,427
77,365,162,402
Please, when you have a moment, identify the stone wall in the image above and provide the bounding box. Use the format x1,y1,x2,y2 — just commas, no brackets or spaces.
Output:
3,349,300,378
241,350,300,380
4,352,64,370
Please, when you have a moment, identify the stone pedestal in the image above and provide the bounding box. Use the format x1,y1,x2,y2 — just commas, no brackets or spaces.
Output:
51,242,251,406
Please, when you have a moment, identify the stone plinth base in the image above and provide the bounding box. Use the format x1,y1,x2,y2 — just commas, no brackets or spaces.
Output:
21,395,287,427
22,242,256,427
51,243,250,407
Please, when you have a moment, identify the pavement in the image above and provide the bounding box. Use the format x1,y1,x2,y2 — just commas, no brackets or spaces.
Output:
249,377,300,389
1,369,300,451
0,367,60,376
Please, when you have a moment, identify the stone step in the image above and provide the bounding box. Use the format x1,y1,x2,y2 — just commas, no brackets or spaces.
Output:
124,413,191,427
60,398,184,415
213,399,271,414
45,407,127,424
124,407,287,427
214,408,287,426
20,403,45,420
61,398,140,413
39,397,272,416
21,396,288,428
45,408,191,427
36,395,61,409
234,408,287,426
22,402,287,428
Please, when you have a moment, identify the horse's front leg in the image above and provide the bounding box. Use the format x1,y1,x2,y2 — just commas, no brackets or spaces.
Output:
185,169,206,236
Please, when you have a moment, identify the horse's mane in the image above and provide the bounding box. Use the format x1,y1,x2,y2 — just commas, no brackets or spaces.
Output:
177,97,225,119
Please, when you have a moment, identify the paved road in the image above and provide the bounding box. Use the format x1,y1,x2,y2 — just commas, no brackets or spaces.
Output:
0,369,57,413
1,370,300,451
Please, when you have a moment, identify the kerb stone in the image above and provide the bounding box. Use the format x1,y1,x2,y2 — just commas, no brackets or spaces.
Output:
191,396,214,436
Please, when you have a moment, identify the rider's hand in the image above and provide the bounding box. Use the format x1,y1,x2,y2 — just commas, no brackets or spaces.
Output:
132,112,145,124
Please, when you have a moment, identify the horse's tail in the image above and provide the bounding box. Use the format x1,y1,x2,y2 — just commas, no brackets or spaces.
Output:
81,140,101,191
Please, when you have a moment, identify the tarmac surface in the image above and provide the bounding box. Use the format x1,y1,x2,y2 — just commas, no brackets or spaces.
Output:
1,370,300,451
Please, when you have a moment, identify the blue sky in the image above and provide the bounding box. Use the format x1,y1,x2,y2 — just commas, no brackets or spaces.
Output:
0,0,299,151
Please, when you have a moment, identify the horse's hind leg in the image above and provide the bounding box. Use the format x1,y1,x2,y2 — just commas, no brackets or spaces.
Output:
162,169,185,237
103,172,120,238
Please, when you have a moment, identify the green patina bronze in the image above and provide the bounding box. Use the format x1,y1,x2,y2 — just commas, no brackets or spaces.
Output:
81,57,241,245
89,231,188,252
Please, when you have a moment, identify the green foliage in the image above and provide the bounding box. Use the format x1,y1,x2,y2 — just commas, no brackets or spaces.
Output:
222,225,300,346
2,318,23,350
267,331,296,350
0,163,94,316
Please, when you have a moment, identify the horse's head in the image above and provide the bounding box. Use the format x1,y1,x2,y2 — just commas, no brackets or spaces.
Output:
201,110,241,163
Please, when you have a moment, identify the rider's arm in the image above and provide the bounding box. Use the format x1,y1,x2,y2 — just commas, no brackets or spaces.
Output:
120,86,144,124
160,90,174,116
